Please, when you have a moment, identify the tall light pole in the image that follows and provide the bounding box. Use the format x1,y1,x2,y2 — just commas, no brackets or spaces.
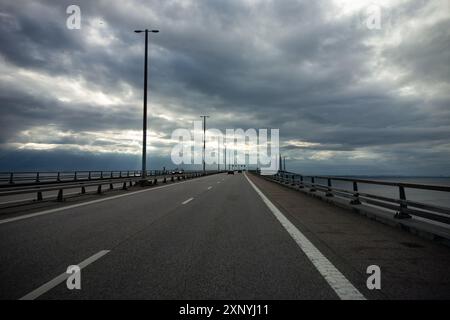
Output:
217,137,220,172
135,28,159,180
200,115,209,173
224,141,227,171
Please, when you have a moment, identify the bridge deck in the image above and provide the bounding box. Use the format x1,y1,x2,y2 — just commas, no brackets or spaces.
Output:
0,172,449,299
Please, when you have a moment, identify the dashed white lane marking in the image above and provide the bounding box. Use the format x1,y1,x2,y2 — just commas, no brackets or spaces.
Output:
244,173,366,300
20,250,110,300
217,181,221,184
207,186,212,190
182,197,194,205
0,175,214,225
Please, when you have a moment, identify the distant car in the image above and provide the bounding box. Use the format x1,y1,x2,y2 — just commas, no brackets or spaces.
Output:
238,170,242,173
171,169,184,175
227,170,234,175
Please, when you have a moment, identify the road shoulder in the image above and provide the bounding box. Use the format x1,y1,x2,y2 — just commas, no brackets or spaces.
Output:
246,173,450,299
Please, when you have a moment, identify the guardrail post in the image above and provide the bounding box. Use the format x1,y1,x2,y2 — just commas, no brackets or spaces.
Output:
171,176,175,182
326,178,333,197
81,186,86,194
163,176,167,183
88,171,91,180
298,175,304,189
74,171,78,181
37,191,43,201
109,183,114,190
153,178,157,185
110,172,113,179
395,186,412,219
36,172,40,183
291,174,296,186
100,171,103,179
57,189,63,202
9,173,13,184
177,176,181,181
97,184,102,194
310,177,316,192
350,181,361,204
122,182,127,190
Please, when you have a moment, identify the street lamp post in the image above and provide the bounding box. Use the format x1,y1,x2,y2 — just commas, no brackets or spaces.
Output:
224,142,227,171
200,115,209,173
135,28,159,180
217,137,220,172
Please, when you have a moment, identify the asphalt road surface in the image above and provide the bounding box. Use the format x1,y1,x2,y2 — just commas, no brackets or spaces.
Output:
0,172,449,300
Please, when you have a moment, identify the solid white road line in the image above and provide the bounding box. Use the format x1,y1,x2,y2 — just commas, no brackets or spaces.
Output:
244,173,366,300
0,175,214,225
20,250,110,300
0,198,35,205
0,190,90,206
182,197,194,205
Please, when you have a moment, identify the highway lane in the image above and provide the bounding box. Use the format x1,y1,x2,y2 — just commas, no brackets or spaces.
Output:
0,173,227,299
40,172,341,299
0,172,346,300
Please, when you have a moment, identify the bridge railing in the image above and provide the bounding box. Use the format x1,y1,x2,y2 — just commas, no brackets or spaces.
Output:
261,171,450,225
0,170,219,203
0,170,201,186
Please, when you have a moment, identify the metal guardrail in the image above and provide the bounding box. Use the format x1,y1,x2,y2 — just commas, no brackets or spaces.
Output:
0,170,177,186
0,170,219,203
257,170,450,225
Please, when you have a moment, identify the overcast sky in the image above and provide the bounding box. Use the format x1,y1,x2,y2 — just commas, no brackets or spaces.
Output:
0,0,449,175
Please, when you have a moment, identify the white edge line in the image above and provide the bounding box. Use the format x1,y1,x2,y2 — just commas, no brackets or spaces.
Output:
182,197,194,205
0,175,212,225
19,250,110,300
243,173,366,300
0,190,90,206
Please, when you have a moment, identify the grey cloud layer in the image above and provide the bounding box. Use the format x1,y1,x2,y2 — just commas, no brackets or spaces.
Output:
0,0,449,174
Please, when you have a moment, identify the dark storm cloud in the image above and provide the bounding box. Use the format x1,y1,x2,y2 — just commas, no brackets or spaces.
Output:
0,0,449,174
